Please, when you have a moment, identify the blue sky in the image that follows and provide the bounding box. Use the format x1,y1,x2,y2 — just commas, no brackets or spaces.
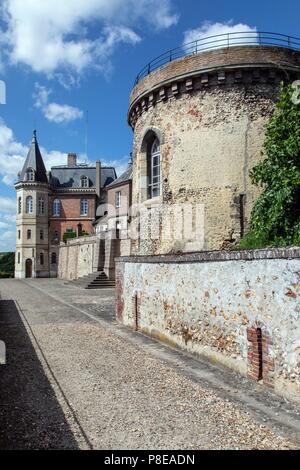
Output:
0,0,299,251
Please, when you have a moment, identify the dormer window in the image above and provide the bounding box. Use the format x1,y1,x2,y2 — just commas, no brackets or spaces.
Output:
81,176,89,188
26,168,35,182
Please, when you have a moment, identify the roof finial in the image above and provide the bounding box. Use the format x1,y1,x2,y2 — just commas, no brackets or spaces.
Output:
32,129,37,143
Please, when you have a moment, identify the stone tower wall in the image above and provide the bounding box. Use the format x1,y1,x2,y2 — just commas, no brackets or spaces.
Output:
128,46,300,255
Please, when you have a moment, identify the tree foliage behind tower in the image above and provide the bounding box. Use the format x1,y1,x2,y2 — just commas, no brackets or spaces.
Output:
240,83,300,248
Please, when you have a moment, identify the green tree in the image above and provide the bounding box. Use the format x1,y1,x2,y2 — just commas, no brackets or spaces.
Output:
0,252,15,278
240,83,300,248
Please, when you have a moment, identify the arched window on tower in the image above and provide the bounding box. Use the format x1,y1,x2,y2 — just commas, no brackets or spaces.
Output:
38,197,45,215
40,252,44,265
53,199,61,217
26,168,35,182
149,138,161,199
26,196,33,214
18,197,22,214
51,252,57,264
80,176,89,188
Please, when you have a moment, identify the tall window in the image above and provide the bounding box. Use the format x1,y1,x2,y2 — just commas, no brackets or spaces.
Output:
17,252,20,264
40,252,44,265
40,230,44,240
26,168,35,181
53,199,61,217
26,196,33,214
18,197,22,214
27,229,31,240
38,197,45,215
18,230,21,239
51,252,57,264
81,176,89,188
115,191,121,208
80,198,88,216
53,231,59,242
149,138,161,198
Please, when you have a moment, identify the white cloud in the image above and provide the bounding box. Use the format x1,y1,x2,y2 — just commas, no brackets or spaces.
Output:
0,196,16,251
1,229,14,240
33,83,83,124
0,120,68,186
0,195,16,213
44,103,83,124
0,119,126,188
102,155,130,179
183,21,257,50
0,227,15,252
0,221,11,229
0,0,178,77
0,120,28,185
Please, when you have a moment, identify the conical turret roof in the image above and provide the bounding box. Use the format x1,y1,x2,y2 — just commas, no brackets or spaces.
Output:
19,130,48,183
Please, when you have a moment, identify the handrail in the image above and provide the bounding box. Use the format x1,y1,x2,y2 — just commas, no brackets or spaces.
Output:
134,31,300,85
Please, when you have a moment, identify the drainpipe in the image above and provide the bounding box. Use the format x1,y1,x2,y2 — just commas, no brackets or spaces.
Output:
96,160,101,202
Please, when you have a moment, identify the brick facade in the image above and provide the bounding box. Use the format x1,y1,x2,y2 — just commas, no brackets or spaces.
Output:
49,194,96,243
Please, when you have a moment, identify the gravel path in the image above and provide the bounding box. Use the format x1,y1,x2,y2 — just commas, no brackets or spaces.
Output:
0,279,299,450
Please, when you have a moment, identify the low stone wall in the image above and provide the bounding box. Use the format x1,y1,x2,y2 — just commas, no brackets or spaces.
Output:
58,236,99,280
116,247,300,403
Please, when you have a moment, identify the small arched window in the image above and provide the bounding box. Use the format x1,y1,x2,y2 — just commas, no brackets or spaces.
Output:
17,252,21,264
26,196,33,214
27,229,31,240
149,138,161,198
40,252,44,265
51,252,57,264
53,199,61,217
18,197,22,214
26,168,35,182
81,176,89,188
38,197,45,215
80,198,88,216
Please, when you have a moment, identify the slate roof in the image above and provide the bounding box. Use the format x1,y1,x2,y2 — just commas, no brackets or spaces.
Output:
18,130,117,189
107,163,132,189
19,130,48,183
50,166,116,189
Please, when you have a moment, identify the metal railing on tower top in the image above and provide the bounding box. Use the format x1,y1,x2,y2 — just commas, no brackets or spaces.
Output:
134,31,300,85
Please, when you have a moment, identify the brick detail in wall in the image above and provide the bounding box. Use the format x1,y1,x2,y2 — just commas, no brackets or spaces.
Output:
132,293,141,331
247,323,274,388
115,265,124,322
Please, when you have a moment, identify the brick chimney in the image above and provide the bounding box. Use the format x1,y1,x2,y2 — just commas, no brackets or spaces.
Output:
67,153,77,167
96,160,101,199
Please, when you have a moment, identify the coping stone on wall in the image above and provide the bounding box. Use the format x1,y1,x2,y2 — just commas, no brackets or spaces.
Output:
115,246,300,264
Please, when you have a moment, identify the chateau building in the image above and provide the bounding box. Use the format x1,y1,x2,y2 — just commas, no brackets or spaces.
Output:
95,160,132,278
15,130,116,278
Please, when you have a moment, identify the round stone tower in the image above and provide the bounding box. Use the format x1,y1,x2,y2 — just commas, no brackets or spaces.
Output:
128,37,300,255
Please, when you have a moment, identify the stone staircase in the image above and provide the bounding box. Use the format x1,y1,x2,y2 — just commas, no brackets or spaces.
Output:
68,271,115,290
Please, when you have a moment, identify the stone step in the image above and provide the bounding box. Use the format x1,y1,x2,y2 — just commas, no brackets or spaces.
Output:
85,285,115,290
67,270,113,288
